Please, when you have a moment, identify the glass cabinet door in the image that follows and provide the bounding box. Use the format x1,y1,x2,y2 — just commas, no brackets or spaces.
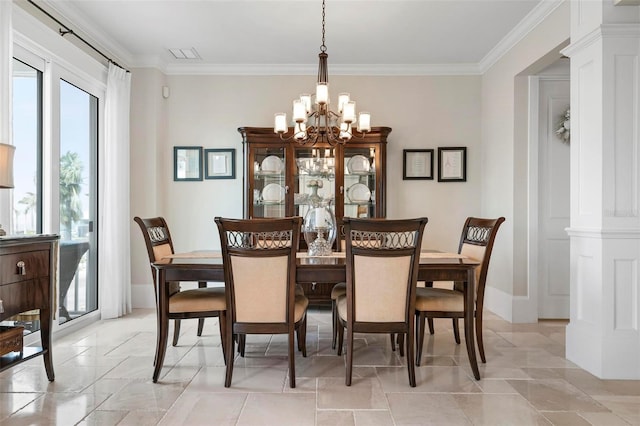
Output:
294,146,337,219
343,146,377,218
251,147,286,218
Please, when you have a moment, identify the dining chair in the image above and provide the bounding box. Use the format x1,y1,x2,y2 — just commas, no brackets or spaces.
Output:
414,216,505,366
215,216,308,388
134,216,227,369
330,219,400,354
336,217,428,386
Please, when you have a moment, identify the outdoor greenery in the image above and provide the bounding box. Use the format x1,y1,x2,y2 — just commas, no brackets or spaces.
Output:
59,151,84,240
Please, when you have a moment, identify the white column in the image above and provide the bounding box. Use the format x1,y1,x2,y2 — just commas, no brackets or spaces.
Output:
564,0,640,379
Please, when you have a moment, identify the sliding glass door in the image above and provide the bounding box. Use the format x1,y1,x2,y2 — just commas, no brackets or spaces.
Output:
58,80,98,324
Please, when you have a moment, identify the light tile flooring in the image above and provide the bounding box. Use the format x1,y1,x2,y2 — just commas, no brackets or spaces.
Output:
1,308,639,425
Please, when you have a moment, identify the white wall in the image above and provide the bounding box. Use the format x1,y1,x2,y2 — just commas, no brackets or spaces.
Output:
481,2,570,321
129,73,482,307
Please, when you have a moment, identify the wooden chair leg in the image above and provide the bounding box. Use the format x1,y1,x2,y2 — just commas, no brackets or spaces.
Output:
428,318,435,334
331,300,338,350
196,282,207,336
337,320,345,356
452,318,461,344
238,334,246,357
288,330,296,388
172,319,181,346
218,313,227,366
224,325,234,388
398,333,405,357
345,325,354,386
476,311,486,363
301,316,307,357
407,321,416,387
390,333,396,351
416,312,426,366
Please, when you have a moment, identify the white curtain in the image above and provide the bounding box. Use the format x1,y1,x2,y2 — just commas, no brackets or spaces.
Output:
99,63,132,319
0,2,13,231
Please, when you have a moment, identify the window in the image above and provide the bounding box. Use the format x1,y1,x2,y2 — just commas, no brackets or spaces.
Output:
12,58,42,235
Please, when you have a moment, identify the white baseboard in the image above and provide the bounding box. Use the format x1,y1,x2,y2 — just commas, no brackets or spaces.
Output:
484,286,538,323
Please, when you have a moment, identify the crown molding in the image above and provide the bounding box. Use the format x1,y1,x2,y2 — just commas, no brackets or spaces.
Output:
478,0,566,74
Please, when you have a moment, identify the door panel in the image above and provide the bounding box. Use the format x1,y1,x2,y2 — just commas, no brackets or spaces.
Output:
538,79,570,319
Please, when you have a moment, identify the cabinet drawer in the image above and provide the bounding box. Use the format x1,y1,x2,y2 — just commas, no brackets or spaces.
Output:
0,250,50,286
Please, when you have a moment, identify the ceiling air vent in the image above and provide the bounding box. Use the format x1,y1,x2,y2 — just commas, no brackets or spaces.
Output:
168,48,201,60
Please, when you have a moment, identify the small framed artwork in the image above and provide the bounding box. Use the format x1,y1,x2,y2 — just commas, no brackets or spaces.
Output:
403,149,434,180
438,147,467,182
174,146,203,181
205,148,236,179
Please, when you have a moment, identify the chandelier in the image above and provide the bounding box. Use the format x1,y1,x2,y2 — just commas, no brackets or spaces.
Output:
274,0,371,146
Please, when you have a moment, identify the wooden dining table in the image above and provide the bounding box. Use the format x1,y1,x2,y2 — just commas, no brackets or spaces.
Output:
152,251,482,382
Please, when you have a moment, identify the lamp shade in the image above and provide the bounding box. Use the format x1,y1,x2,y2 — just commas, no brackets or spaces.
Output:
0,143,15,189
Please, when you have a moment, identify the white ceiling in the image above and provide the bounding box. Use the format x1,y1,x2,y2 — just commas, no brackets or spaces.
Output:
36,0,559,75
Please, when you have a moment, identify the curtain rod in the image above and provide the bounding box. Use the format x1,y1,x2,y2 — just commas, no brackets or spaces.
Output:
26,0,129,73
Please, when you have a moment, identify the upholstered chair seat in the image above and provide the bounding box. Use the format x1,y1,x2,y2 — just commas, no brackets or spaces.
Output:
168,287,226,313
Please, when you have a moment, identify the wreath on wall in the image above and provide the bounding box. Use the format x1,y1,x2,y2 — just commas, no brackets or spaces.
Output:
555,107,570,143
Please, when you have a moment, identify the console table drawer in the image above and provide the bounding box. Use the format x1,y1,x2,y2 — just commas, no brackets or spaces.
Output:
0,250,50,286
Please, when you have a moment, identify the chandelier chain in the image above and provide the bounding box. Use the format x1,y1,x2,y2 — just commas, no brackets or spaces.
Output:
320,0,326,53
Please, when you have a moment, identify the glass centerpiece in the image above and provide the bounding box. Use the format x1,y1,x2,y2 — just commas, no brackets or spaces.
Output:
303,179,336,256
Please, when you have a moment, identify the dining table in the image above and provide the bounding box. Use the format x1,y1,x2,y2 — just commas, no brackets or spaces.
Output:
152,250,482,382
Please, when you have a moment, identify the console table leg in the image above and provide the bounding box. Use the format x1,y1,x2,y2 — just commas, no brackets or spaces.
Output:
40,306,55,381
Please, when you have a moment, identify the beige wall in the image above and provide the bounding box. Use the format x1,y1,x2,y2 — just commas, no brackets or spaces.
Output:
129,73,482,306
481,2,570,305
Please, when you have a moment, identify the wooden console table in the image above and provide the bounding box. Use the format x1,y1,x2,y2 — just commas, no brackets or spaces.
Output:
0,234,59,381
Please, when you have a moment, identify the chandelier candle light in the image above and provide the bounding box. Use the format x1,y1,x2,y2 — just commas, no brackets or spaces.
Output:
274,0,371,145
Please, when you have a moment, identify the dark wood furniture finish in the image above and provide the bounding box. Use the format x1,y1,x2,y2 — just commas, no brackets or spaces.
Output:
239,127,391,301
415,217,505,366
215,217,308,388
152,252,483,380
336,217,428,387
239,126,390,221
134,217,227,383
0,234,59,381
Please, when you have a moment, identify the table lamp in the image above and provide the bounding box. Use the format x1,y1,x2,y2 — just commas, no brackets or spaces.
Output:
0,142,15,236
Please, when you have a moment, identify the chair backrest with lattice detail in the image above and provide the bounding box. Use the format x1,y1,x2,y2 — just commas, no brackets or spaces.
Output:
344,217,428,323
215,217,301,324
134,216,181,296
453,217,505,300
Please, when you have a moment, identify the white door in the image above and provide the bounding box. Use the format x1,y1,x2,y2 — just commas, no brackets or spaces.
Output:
538,78,570,319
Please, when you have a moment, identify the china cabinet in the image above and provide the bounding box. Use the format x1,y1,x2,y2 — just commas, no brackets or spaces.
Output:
239,126,390,226
239,126,390,303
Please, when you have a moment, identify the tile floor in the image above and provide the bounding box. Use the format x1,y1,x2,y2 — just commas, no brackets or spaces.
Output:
1,308,639,425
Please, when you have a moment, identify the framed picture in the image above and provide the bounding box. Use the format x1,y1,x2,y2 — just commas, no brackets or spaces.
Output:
174,146,203,181
438,147,467,182
205,148,235,179
403,149,434,180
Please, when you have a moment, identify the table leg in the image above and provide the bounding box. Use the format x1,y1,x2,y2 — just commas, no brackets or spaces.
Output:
464,268,480,380
153,269,169,383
